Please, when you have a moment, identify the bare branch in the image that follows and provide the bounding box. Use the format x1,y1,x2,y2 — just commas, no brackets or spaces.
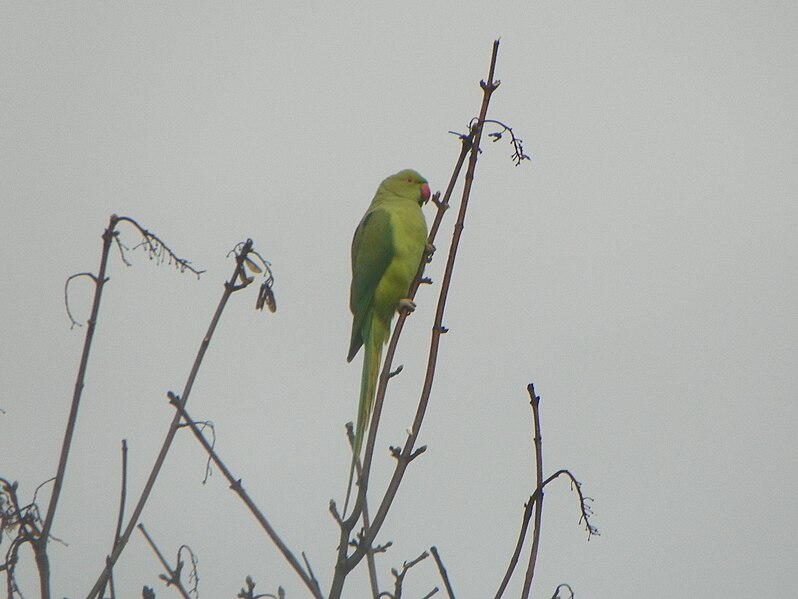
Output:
137,524,194,599
302,551,321,597
39,214,123,599
430,546,456,599
99,440,129,599
168,394,323,599
496,386,598,599
483,119,531,166
388,550,429,599
1,477,45,598
521,384,545,599
494,497,534,599
114,216,204,278
63,272,97,329
44,214,209,598
237,576,285,599
86,238,262,599
361,482,381,598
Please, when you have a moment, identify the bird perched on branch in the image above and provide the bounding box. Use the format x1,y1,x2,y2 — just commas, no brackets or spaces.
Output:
344,169,429,511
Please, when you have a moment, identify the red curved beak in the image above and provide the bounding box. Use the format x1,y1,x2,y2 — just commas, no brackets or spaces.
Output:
420,182,431,203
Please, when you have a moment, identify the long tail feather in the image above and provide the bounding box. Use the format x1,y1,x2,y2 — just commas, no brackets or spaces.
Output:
354,328,382,457
343,316,384,516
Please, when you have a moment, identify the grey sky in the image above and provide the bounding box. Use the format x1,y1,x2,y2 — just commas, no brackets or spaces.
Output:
2,2,796,597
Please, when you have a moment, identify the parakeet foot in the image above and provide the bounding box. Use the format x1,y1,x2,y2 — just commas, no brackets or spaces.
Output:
397,298,417,313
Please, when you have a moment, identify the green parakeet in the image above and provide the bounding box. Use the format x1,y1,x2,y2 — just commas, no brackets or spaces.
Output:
348,169,430,460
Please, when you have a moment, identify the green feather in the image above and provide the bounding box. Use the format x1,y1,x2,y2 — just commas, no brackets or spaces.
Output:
343,169,429,514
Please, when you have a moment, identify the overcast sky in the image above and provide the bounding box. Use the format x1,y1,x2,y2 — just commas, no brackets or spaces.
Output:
2,2,796,598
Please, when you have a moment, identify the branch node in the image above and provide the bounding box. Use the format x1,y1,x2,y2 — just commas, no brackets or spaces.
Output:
329,499,343,523
373,540,393,554
409,446,427,462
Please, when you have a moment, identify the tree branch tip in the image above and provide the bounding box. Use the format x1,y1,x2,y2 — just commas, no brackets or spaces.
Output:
343,421,356,448
447,129,470,141
409,446,427,461
374,540,393,554
526,383,541,405
388,364,404,378
329,499,343,523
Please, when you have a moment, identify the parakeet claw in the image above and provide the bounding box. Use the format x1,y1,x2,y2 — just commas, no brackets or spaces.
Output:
397,298,417,313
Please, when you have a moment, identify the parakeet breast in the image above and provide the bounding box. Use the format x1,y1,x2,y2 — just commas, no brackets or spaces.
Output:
372,204,424,316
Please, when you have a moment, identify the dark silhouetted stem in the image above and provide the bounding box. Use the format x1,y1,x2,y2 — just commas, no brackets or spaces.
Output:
85,241,253,599
169,398,323,599
521,384,544,598
36,214,120,599
138,524,193,599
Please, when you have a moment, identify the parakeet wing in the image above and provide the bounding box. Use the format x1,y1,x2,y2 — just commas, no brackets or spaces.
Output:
347,207,393,362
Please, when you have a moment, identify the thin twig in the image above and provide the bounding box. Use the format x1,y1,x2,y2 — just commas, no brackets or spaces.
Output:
1,477,45,597
63,272,97,329
430,546,456,599
237,575,285,599
137,524,193,599
115,216,204,278
350,424,382,598
85,239,254,599
101,439,129,599
389,550,429,599
37,214,122,599
169,395,323,599
551,583,574,599
483,119,531,166
495,387,598,599
362,497,381,598
521,383,545,599
493,499,534,599
535,469,598,540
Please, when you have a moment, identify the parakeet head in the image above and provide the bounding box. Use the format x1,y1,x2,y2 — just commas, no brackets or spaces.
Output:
381,169,431,204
